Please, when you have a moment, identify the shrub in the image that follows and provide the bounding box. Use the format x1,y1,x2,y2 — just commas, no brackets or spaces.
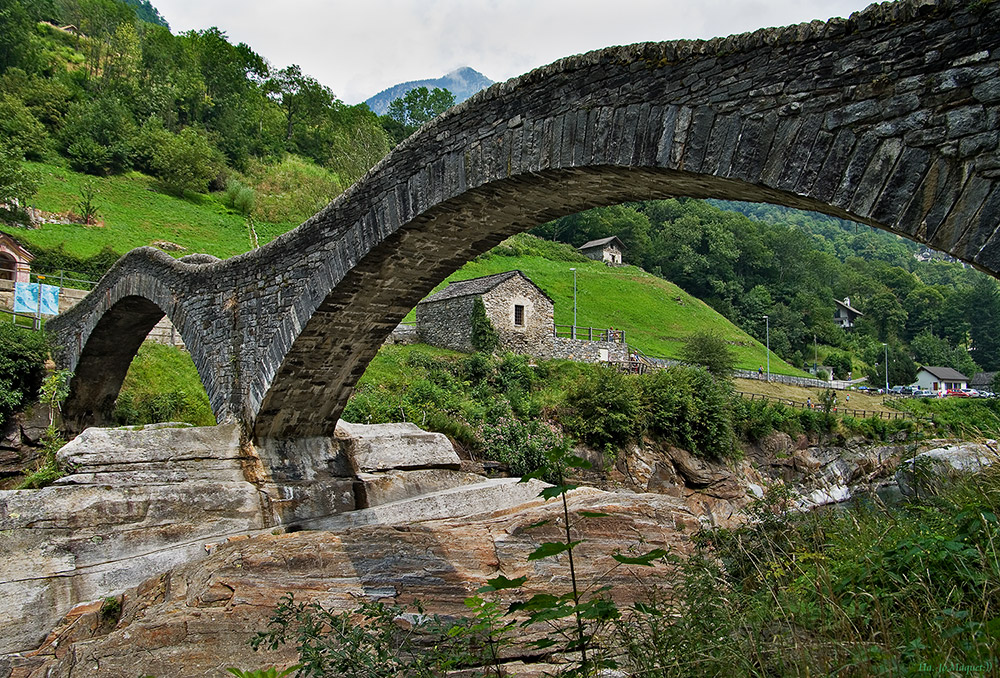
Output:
641,366,735,459
0,93,50,160
61,97,137,174
0,324,47,430
224,178,256,215
679,331,736,378
150,127,224,195
564,367,642,453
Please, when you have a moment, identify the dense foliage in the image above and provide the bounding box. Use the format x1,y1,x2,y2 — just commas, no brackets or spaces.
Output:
0,0,390,223
0,324,47,430
534,198,997,381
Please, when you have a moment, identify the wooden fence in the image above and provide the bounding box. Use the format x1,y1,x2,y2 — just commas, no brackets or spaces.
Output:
736,391,916,420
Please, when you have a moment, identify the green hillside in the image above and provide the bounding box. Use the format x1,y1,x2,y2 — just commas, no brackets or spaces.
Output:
8,162,289,260
410,235,805,375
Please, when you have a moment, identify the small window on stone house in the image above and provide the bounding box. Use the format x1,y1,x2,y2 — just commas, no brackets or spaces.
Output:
514,304,525,326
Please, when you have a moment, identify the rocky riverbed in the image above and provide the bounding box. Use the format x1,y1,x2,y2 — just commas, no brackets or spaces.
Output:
1,422,994,677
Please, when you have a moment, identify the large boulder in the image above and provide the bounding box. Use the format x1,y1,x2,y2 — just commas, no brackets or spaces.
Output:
896,441,998,497
1,489,697,678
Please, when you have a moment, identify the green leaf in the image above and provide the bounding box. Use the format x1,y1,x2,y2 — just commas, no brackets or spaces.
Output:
479,575,527,593
528,540,581,561
509,593,561,613
524,519,552,529
579,511,611,518
566,454,592,470
540,484,577,500
528,638,558,650
612,548,668,566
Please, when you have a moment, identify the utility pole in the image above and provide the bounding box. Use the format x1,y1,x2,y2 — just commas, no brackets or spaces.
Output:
570,267,577,339
763,315,770,382
883,342,889,392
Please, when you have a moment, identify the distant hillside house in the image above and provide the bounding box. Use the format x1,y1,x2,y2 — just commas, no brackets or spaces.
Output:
914,366,969,394
577,236,626,265
833,296,863,330
416,271,554,354
0,233,33,283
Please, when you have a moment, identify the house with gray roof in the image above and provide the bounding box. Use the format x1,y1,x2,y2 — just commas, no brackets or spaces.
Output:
416,271,554,354
914,366,969,394
577,236,626,265
833,296,863,330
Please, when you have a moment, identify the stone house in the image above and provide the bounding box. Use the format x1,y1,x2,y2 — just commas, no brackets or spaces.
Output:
914,366,968,394
0,233,33,284
416,271,554,354
833,296,863,330
577,236,626,264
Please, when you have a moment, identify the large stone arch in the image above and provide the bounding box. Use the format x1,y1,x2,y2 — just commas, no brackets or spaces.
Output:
53,250,224,431
48,0,1000,445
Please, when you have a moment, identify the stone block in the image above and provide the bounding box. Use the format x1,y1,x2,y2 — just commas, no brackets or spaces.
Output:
336,421,461,472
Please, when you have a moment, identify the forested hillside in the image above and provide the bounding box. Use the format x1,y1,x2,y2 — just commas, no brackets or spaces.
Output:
533,199,1000,382
0,0,391,222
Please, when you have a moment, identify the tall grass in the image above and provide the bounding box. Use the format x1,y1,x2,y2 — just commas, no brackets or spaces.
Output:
616,474,1000,676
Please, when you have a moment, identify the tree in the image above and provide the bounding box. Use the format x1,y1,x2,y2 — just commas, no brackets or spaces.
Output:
680,331,736,378
382,86,455,142
0,0,36,74
0,139,38,211
862,290,908,342
266,64,334,145
967,276,1000,371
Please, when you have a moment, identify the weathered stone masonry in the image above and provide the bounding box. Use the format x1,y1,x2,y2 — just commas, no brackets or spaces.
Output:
46,0,1000,456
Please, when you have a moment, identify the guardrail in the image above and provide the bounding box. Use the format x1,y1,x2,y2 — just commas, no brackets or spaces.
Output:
553,325,626,343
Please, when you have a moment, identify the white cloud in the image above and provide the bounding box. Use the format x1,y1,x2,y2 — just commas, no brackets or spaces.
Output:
153,0,874,104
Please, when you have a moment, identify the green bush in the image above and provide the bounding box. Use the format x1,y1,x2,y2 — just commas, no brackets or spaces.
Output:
0,93,50,160
0,324,47,430
641,366,735,459
564,367,642,453
150,127,224,195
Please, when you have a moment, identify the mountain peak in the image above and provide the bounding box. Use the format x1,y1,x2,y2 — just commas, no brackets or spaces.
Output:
364,67,494,115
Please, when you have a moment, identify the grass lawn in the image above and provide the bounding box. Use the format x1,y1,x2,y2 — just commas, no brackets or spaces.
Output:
406,250,808,376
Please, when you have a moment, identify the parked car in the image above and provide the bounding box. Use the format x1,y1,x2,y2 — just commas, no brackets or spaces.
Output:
961,388,980,397
913,389,935,398
946,389,971,397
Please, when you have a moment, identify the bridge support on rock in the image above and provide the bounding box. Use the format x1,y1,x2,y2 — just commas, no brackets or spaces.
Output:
46,0,1000,458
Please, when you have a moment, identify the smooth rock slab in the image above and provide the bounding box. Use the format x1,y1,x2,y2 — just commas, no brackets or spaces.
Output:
336,421,461,472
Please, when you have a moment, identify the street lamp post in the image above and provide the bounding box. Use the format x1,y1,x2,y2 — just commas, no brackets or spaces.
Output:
763,315,770,382
570,267,577,339
883,342,889,392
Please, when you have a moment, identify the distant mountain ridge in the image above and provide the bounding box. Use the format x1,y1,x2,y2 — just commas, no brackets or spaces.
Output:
364,67,493,115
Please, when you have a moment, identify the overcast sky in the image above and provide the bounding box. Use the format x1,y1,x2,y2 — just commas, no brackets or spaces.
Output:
152,0,876,105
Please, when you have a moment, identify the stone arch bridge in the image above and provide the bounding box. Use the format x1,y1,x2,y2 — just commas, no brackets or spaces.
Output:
48,0,1000,458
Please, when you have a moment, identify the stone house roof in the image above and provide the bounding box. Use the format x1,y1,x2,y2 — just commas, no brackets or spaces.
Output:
577,236,626,252
918,365,969,382
419,270,553,305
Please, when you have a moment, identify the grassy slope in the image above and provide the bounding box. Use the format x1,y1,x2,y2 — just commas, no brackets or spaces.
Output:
5,162,297,259
407,247,807,375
